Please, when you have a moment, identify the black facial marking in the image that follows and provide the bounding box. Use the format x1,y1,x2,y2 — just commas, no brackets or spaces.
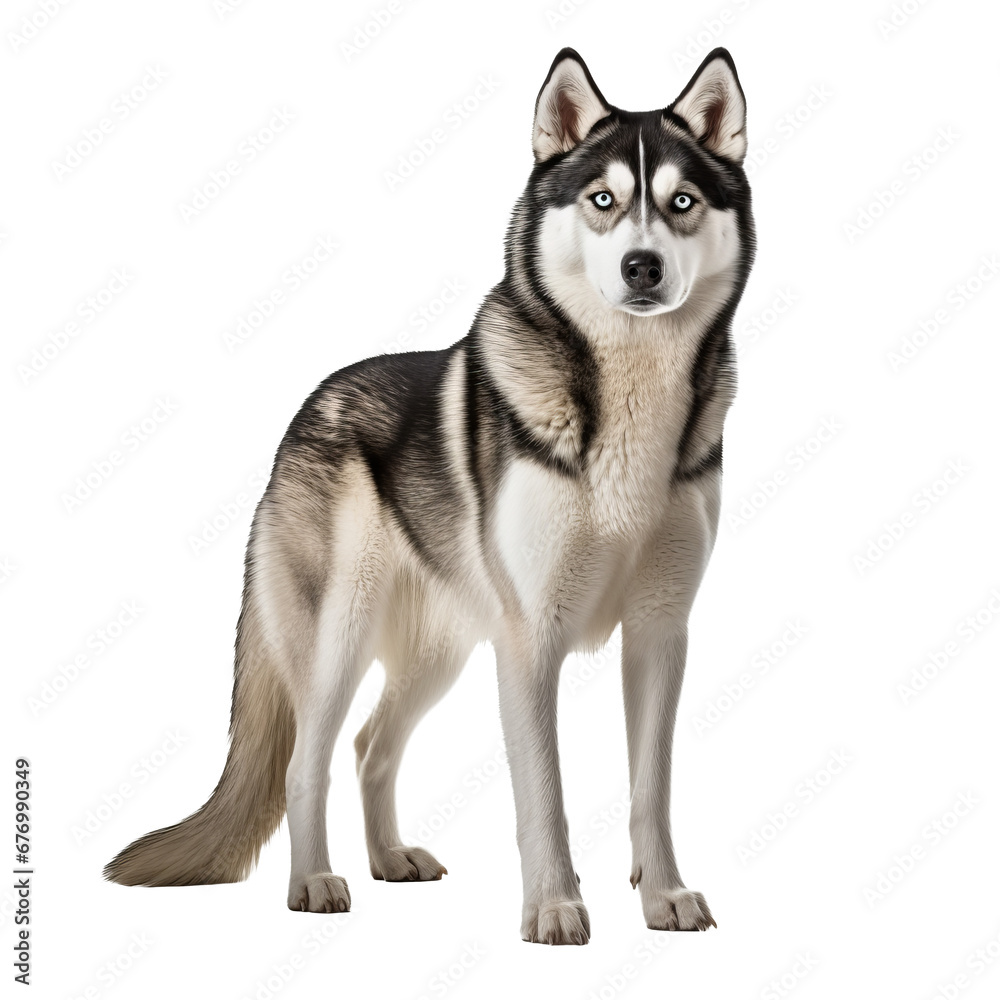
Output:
531,109,740,218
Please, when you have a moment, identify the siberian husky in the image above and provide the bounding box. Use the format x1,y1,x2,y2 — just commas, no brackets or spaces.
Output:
106,47,755,944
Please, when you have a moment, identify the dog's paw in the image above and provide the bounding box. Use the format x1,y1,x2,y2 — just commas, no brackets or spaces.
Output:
521,899,591,945
642,887,715,931
287,873,351,913
370,845,447,882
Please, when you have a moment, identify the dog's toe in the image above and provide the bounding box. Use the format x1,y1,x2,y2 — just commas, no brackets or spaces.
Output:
643,888,715,931
287,873,351,913
371,846,447,882
522,899,591,945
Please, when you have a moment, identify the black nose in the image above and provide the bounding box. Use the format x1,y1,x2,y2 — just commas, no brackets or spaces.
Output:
621,252,664,290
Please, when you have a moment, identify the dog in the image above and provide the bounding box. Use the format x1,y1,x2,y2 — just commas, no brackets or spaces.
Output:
105,46,755,945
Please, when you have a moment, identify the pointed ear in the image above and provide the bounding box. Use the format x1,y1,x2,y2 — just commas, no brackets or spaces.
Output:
669,48,747,164
532,49,611,163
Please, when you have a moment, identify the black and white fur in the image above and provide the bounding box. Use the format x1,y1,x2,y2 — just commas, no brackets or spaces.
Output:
106,47,755,945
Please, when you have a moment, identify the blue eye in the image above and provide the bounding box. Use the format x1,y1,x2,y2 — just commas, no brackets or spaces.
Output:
591,191,614,209
672,193,694,212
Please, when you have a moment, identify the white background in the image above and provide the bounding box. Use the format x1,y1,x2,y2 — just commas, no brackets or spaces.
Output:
4,0,1000,997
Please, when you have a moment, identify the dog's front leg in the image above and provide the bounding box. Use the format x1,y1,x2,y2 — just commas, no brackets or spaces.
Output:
496,636,589,945
622,618,716,931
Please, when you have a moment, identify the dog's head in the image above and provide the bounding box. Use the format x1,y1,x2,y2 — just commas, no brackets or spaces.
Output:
524,48,753,322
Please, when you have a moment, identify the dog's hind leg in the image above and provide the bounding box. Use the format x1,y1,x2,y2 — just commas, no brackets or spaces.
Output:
283,621,369,913
260,457,389,913
355,588,475,882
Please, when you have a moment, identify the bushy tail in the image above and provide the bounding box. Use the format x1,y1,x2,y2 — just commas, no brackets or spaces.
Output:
104,617,295,887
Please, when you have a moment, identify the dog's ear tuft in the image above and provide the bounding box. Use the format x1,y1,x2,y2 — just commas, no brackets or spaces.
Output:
533,49,611,163
669,48,747,164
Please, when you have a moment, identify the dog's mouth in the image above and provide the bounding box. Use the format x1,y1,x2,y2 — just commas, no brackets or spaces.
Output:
620,296,667,315
599,286,681,316
618,284,692,316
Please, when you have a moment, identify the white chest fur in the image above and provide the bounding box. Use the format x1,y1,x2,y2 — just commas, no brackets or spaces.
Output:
584,328,701,538
491,318,709,637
